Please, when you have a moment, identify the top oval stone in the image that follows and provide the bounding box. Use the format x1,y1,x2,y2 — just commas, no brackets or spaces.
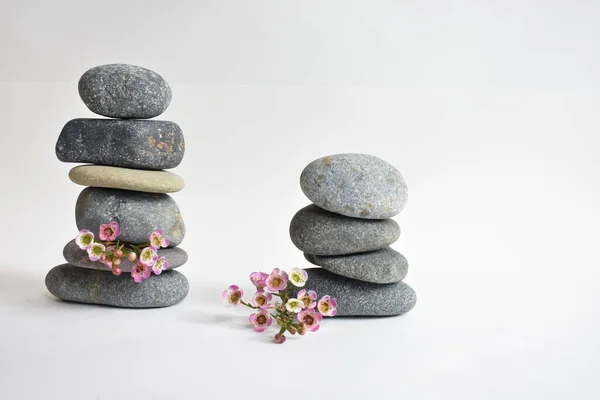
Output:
300,153,408,219
78,64,172,119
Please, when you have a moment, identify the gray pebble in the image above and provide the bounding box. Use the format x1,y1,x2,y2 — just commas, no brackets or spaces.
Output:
56,118,185,170
300,153,408,219
45,264,188,308
76,187,185,246
78,64,171,119
63,240,188,272
304,247,408,284
290,204,400,255
292,268,416,316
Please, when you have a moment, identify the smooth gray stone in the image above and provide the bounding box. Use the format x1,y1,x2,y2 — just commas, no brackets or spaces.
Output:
292,268,416,316
300,153,408,219
45,264,188,308
75,187,185,246
289,204,400,255
63,240,188,272
304,247,408,284
79,64,171,119
56,118,185,170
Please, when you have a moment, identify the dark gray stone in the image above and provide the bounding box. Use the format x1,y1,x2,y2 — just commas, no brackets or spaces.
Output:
56,118,185,170
289,204,400,255
63,240,188,272
75,187,185,246
292,268,416,316
45,264,189,308
78,64,171,119
304,247,408,284
300,153,408,219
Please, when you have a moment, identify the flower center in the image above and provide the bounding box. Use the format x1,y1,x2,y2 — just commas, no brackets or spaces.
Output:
303,314,315,325
301,297,311,307
230,292,240,303
256,296,266,307
271,277,282,287
320,302,330,313
256,314,267,325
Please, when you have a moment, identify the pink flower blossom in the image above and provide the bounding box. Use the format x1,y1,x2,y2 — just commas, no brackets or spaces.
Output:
131,262,151,283
152,256,168,275
98,221,121,241
298,289,318,309
266,268,289,292
251,290,273,309
249,309,273,332
139,247,158,267
297,308,323,332
222,285,244,307
75,229,95,250
149,229,170,249
87,243,105,262
249,272,268,289
317,295,337,317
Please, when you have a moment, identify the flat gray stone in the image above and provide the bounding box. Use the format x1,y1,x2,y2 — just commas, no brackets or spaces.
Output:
300,153,408,219
69,165,184,193
46,264,189,308
292,268,416,316
290,204,400,255
63,240,188,272
304,247,408,284
76,187,185,246
56,119,185,170
79,64,172,119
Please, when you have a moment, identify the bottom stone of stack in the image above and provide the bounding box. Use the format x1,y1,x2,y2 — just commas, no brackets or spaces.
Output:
46,264,189,308
294,268,416,317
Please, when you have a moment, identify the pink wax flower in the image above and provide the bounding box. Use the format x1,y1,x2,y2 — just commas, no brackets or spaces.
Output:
266,268,289,292
222,285,244,307
249,309,273,332
149,229,170,249
251,290,272,309
87,243,105,262
298,289,318,309
75,229,95,250
98,221,121,241
317,295,337,317
152,256,168,275
131,262,151,283
297,308,323,332
139,247,158,267
249,272,268,289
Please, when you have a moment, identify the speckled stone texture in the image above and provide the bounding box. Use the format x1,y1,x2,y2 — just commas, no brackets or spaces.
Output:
45,264,188,308
290,204,400,255
69,165,184,193
292,268,416,316
56,118,185,170
304,247,408,284
78,64,172,119
300,153,408,219
63,240,188,272
75,187,185,246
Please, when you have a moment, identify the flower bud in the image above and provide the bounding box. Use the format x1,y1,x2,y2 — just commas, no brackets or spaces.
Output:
127,252,137,262
288,327,297,335
99,254,107,263
297,322,307,335
112,267,122,276
114,249,123,258
113,258,121,266
274,334,286,344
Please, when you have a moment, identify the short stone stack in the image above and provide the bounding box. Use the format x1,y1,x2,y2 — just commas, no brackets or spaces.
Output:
45,64,189,308
290,154,416,316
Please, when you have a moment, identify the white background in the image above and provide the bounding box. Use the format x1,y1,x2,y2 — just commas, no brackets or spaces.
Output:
1,0,599,399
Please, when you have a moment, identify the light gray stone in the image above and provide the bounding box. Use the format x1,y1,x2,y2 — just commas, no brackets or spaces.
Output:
69,165,184,193
45,264,188,308
78,64,171,119
300,153,408,219
290,204,400,255
75,187,185,246
63,240,188,272
304,247,408,284
292,268,416,316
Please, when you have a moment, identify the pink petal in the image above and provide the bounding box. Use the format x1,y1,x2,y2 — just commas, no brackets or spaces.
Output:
330,309,337,317
329,298,337,308
298,289,306,298
309,291,318,300
309,324,320,332
254,326,266,333
249,314,256,324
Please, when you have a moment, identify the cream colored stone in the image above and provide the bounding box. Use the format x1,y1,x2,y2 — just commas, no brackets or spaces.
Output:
69,165,184,193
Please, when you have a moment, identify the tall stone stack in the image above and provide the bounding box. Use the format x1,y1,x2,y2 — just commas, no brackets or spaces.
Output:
45,64,189,308
290,154,416,316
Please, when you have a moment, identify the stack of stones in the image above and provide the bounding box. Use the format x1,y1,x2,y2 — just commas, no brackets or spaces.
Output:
45,64,189,308
289,154,416,316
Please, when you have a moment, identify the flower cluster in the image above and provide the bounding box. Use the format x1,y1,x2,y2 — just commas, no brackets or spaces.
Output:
75,222,170,283
223,268,337,344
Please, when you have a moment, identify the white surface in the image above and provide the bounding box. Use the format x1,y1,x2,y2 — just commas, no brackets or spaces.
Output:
1,1,599,399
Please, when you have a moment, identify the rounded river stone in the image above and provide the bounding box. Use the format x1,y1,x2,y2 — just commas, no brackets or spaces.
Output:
76,187,185,246
79,64,172,119
69,165,184,193
46,264,188,308
56,118,185,170
300,153,408,219
292,268,416,316
290,204,400,255
304,247,408,284
62,240,188,273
